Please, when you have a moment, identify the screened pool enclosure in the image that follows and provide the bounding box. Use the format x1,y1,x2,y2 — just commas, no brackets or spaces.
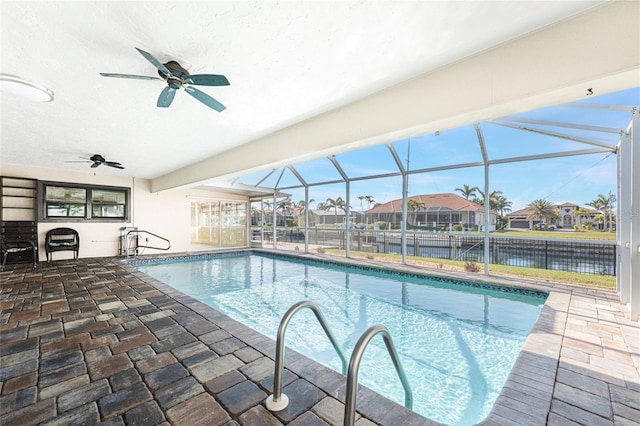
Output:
200,88,640,319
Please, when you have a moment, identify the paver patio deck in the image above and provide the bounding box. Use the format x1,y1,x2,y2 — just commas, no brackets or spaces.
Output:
1,252,638,425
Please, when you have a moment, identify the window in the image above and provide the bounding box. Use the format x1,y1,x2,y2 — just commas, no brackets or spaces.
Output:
91,189,126,218
45,186,87,218
39,182,129,222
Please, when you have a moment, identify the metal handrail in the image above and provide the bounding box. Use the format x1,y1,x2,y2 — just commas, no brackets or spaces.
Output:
344,324,413,426
126,230,171,252
265,300,348,412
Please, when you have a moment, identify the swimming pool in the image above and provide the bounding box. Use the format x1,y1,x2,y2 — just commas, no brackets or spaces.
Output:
135,252,545,425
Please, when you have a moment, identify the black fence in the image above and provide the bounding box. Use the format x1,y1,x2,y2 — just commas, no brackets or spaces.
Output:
254,228,617,276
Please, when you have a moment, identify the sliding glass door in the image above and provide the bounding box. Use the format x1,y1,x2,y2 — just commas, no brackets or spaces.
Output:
190,200,246,249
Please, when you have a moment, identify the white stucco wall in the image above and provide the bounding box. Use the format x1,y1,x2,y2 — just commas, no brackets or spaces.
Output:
0,164,247,261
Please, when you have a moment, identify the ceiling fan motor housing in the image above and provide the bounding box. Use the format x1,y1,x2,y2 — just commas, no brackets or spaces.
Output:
160,61,190,88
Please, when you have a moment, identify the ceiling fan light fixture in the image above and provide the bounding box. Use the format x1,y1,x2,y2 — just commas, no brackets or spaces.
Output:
0,74,54,102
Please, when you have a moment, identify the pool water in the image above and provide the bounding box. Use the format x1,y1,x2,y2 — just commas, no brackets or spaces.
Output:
136,253,545,425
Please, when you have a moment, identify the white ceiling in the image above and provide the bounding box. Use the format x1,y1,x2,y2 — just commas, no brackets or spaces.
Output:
0,1,632,188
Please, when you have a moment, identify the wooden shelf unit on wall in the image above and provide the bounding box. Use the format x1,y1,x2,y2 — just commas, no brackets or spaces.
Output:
1,176,38,221
1,177,39,266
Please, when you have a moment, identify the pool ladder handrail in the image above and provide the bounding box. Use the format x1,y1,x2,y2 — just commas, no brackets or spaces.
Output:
344,324,413,426
265,300,348,411
124,229,171,256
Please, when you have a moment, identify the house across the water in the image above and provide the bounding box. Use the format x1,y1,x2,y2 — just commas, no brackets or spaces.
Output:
365,193,497,231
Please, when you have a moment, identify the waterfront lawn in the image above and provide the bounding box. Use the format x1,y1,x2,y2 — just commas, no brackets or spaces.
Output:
326,250,616,289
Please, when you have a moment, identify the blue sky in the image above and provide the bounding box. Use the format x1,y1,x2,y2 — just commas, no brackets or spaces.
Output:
240,87,638,212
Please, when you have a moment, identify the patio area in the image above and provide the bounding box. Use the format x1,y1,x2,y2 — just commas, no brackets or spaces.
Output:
1,253,638,425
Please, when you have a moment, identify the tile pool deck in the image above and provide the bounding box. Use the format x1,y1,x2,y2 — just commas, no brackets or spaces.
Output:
0,252,638,426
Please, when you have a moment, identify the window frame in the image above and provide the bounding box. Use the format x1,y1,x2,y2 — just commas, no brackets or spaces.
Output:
38,181,130,222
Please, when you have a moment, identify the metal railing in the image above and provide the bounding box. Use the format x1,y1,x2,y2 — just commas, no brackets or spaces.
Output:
265,301,348,412
344,324,413,426
122,229,171,256
254,227,617,275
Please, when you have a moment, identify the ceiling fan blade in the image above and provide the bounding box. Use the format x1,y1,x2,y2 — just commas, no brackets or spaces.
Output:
157,86,176,108
100,73,162,81
105,162,125,169
90,163,101,168
135,47,173,77
188,74,230,86
184,86,226,112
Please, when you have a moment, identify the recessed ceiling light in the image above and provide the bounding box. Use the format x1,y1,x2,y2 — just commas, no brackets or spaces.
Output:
0,74,54,102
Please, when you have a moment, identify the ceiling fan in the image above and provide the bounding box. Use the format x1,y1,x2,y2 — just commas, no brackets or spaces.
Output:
100,47,229,111
66,154,125,170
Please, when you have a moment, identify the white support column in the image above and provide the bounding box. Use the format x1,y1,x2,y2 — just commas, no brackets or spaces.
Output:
474,124,491,275
483,164,490,275
629,110,640,321
401,173,408,264
345,181,351,258
618,131,631,302
386,143,408,265
273,193,277,249
304,186,310,253
327,156,350,259
261,199,265,243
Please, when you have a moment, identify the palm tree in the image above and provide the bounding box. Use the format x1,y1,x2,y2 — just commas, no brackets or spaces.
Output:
357,195,366,212
407,198,425,224
527,199,555,228
493,195,512,217
357,195,376,225
455,184,478,200
357,194,376,211
262,199,273,226
492,195,512,230
293,199,314,226
586,198,603,230
476,189,504,211
572,207,585,230
364,195,376,210
335,196,347,221
587,192,615,231
276,197,292,228
294,199,314,212
321,197,346,224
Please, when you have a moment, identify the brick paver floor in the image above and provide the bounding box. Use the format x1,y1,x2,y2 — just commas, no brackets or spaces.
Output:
1,254,638,425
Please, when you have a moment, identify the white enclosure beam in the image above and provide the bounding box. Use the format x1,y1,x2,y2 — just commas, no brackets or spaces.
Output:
304,186,310,253
489,120,618,150
401,173,408,265
328,156,350,257
563,103,637,113
475,124,491,275
493,117,624,135
272,193,277,249
630,110,640,321
618,130,631,301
